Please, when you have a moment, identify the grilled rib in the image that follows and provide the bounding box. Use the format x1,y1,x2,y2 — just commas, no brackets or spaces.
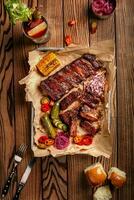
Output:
40,54,102,101
60,90,81,110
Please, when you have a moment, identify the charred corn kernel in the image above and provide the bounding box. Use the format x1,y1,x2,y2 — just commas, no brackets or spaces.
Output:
45,139,54,146
36,52,60,76
38,52,57,66
73,136,83,144
38,143,47,149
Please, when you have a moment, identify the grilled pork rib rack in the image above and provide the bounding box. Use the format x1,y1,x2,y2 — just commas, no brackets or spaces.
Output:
40,54,108,136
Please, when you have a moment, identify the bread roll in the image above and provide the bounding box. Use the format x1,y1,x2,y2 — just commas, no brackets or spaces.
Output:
84,162,107,186
108,167,126,188
93,185,112,200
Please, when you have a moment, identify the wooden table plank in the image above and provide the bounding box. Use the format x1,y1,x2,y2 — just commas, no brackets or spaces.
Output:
39,0,64,47
116,0,134,199
63,0,89,45
13,1,42,200
88,16,117,200
38,1,68,199
89,2,117,198
0,1,16,199
63,1,93,199
42,156,67,200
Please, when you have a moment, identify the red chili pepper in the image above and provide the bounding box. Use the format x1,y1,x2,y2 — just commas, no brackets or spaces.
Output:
77,141,84,146
41,103,51,112
45,139,54,146
73,136,83,145
82,135,93,145
65,35,72,46
73,136,82,143
38,136,48,144
68,20,76,27
73,135,93,146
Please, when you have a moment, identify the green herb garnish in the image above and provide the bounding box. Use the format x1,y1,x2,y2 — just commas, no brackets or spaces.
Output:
5,0,33,24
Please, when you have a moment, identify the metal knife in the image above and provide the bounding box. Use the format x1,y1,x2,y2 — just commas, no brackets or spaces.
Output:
13,158,36,200
1,144,27,199
37,47,64,51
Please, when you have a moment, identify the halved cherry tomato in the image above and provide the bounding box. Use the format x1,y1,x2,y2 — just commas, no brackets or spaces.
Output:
38,135,48,144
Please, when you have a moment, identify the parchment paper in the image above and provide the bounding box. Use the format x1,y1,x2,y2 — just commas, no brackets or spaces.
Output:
19,40,116,158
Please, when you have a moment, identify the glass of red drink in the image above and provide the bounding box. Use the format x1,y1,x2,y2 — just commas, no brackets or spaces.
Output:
22,16,50,44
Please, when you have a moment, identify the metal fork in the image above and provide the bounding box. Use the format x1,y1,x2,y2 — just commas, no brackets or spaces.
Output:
1,144,27,198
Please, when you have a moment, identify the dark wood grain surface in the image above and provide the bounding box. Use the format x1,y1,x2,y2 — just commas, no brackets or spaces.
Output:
0,0,134,200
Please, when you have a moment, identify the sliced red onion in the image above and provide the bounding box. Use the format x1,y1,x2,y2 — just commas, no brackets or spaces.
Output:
54,133,69,150
92,0,114,16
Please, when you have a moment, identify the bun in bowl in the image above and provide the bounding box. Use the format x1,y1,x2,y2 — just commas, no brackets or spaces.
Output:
108,167,126,188
84,162,107,186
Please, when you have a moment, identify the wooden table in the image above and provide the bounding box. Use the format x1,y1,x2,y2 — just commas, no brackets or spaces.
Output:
0,0,133,199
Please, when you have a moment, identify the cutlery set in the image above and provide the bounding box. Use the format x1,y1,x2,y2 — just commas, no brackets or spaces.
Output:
1,144,36,200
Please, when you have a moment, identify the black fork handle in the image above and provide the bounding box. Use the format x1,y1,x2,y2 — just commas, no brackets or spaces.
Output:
1,163,17,198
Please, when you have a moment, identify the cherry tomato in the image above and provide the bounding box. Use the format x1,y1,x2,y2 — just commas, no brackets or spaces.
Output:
41,103,51,112
82,135,93,145
38,136,48,144
65,35,72,46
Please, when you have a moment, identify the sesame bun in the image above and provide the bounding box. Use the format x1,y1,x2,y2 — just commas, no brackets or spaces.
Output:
93,185,112,200
108,167,126,188
84,162,107,186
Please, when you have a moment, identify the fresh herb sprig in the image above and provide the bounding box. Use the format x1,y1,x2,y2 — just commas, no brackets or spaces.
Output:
5,0,33,24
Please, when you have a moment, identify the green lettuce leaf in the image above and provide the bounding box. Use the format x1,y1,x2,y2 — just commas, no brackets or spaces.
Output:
5,0,33,24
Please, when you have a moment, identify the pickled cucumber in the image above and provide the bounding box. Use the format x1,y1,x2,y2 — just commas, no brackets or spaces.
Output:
51,101,68,131
41,113,57,139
